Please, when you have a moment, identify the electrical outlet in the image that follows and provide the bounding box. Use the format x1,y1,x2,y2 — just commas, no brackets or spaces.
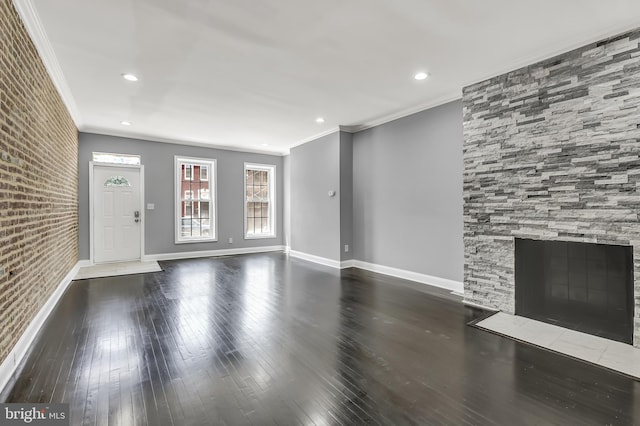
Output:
344,244,349,252
228,237,233,244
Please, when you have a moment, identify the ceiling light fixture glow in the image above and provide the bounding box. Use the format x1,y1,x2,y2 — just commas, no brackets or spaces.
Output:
316,117,325,123
122,73,139,82
261,143,269,146
414,72,429,80
120,121,132,126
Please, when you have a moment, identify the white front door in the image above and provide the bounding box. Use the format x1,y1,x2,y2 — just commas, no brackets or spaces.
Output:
93,165,142,263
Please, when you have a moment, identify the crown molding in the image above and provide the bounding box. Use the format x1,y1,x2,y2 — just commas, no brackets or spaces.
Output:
286,127,341,153
284,91,462,151
462,20,640,91
340,22,640,134
12,0,82,127
338,125,356,133
341,92,462,133
81,127,288,156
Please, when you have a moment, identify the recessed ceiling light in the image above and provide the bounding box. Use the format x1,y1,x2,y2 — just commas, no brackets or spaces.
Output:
414,72,429,81
316,117,325,123
122,73,139,82
120,121,132,126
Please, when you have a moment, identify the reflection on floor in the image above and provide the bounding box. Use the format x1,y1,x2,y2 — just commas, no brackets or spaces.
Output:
74,260,162,280
2,253,639,424
476,312,640,379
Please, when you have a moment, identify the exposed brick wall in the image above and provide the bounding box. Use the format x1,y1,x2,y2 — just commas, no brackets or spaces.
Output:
462,29,640,346
0,0,78,365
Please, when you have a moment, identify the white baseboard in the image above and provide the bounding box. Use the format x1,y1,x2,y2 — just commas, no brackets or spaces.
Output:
288,250,351,269
0,261,81,398
462,299,500,312
351,260,464,293
341,259,355,268
77,259,92,267
287,250,463,294
143,245,285,262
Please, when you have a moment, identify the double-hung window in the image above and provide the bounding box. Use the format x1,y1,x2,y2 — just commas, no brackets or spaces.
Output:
244,163,276,239
175,156,216,243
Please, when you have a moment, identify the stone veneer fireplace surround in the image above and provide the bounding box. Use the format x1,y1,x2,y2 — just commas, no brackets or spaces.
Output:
462,29,640,347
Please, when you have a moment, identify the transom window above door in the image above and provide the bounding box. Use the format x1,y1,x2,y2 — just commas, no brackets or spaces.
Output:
175,156,217,243
92,152,141,165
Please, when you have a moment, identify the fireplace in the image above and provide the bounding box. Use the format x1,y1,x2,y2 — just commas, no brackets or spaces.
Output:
462,28,640,346
515,238,633,344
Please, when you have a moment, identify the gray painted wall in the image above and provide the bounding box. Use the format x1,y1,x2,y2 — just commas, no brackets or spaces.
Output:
352,100,464,282
339,132,353,261
283,154,291,248
78,133,284,259
290,132,341,261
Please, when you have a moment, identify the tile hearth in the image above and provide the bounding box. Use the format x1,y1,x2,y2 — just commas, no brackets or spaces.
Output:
74,260,162,280
476,312,640,380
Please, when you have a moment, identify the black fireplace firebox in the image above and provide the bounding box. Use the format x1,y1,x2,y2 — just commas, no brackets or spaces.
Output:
515,238,634,344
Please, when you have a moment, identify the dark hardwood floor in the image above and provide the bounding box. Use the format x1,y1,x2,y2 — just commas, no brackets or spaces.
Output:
1,252,639,425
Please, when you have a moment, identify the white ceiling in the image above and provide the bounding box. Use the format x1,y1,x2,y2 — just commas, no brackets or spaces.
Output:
18,0,640,154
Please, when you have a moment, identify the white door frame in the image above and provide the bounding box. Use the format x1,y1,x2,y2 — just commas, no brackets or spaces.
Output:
89,161,145,265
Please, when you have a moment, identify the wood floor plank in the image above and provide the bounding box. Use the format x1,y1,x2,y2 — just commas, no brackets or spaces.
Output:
2,252,640,425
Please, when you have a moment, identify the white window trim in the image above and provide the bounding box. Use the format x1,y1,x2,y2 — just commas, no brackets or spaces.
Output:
175,156,217,243
244,162,276,239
